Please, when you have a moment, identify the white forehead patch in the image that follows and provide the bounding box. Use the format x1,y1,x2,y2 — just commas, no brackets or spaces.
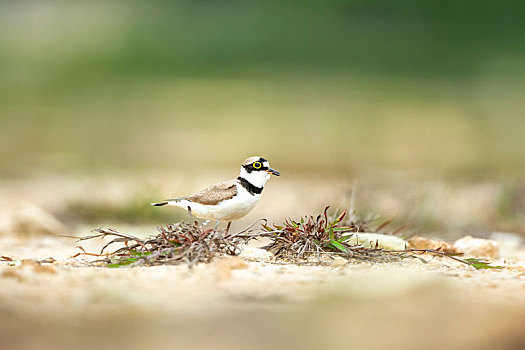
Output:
242,156,262,166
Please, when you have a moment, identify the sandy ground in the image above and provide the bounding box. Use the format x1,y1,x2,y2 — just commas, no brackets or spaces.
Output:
1,232,525,350
1,176,525,350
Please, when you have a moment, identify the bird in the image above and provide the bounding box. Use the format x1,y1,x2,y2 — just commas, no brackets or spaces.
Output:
151,156,280,231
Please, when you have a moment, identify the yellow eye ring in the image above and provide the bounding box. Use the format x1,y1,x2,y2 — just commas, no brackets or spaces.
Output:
253,162,262,169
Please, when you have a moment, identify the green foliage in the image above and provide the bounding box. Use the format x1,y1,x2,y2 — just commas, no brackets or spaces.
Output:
463,258,503,270
327,241,348,253
2,1,525,79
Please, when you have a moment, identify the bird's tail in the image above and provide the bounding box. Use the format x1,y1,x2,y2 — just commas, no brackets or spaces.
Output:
151,197,185,206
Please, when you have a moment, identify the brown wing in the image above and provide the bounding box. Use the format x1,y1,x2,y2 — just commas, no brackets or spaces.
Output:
186,180,238,205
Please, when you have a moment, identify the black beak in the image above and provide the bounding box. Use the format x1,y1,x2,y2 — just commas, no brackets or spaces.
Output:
267,168,280,176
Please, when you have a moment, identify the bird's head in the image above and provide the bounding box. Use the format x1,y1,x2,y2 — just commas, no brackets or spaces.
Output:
239,156,280,188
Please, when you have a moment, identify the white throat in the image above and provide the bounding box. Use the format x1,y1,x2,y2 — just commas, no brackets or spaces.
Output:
238,167,270,189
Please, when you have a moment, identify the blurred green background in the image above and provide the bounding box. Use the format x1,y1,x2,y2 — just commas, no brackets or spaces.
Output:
1,1,524,233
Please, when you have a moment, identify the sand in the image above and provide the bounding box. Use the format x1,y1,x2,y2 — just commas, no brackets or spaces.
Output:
1,233,525,350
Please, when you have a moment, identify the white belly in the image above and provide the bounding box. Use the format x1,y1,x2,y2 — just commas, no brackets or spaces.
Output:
170,186,261,221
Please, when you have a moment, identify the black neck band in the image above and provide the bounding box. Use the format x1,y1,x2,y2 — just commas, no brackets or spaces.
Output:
237,177,263,195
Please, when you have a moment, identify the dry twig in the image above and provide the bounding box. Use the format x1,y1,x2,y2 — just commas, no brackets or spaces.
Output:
72,220,261,268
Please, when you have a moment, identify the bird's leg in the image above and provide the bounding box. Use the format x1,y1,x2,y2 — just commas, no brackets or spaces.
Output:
187,206,192,224
225,221,232,234
214,219,220,230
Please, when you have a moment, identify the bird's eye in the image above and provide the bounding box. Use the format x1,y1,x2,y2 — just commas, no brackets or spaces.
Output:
253,162,262,169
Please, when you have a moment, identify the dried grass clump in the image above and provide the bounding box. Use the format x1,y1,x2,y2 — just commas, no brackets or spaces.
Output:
260,206,388,263
72,221,259,267
259,207,502,269
71,202,501,270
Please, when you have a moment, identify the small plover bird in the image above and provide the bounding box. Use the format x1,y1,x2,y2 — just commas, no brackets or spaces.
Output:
151,156,280,231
